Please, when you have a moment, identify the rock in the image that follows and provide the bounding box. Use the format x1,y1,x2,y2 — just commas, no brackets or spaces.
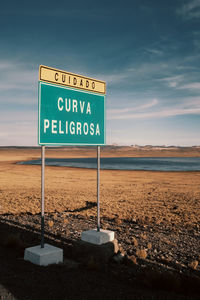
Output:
166,256,172,262
155,219,161,225
188,260,199,270
125,228,130,234
126,239,132,245
175,261,185,270
112,252,124,264
136,249,148,259
132,237,138,247
128,255,137,265
47,220,54,227
147,243,152,249
141,233,147,240
112,239,120,253
114,217,122,225
119,246,125,255
161,256,172,265
123,254,137,266
72,239,120,264
127,249,133,256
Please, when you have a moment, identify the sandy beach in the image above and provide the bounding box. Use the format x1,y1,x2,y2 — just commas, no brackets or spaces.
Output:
0,146,200,228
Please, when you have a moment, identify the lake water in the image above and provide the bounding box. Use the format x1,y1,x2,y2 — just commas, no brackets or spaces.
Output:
18,157,200,171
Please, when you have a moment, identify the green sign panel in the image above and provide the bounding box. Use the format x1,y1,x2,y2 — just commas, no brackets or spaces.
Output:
38,82,106,145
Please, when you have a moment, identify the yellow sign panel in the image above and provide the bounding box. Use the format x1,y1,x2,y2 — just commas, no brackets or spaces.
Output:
39,65,106,94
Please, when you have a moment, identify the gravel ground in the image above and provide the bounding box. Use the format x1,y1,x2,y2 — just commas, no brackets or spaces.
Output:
0,212,199,300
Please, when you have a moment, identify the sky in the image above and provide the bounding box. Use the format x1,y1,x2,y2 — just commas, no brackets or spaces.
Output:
0,0,200,146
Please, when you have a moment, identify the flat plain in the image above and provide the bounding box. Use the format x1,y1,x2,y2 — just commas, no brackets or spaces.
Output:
0,146,200,227
0,146,200,299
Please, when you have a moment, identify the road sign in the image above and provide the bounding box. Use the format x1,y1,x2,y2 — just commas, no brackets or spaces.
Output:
37,66,107,249
38,81,106,145
39,65,106,94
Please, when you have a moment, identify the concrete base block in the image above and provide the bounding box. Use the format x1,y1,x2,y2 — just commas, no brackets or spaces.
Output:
81,229,115,245
24,243,63,266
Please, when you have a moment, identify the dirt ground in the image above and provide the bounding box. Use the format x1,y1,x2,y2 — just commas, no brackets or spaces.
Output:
0,146,199,299
0,147,200,227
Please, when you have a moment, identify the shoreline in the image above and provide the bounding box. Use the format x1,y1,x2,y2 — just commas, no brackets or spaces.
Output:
1,145,200,160
16,155,200,172
16,162,200,173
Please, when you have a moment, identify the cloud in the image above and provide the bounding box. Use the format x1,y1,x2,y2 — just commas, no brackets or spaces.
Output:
177,82,200,90
108,97,200,120
177,0,200,19
0,59,38,108
0,59,37,92
0,110,37,124
108,106,200,120
0,123,37,146
0,109,37,146
97,73,128,85
0,61,14,70
159,73,200,93
108,99,158,114
145,48,164,56
159,75,184,88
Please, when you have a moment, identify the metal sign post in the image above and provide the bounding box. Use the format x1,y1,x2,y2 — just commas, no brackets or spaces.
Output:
41,145,45,248
36,64,110,248
82,144,115,245
97,146,100,232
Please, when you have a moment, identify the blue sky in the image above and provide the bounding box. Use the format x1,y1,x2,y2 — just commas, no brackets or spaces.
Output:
0,0,200,146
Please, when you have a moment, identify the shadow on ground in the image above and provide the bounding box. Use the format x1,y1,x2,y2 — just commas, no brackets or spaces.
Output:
0,214,199,300
68,201,97,213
